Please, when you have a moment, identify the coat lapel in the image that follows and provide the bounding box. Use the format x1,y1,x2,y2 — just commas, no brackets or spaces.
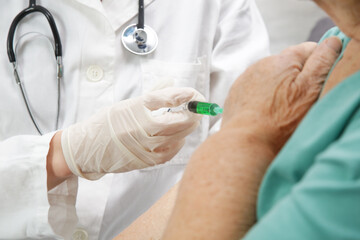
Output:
71,0,156,31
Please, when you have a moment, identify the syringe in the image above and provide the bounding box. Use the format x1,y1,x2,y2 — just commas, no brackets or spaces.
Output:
167,101,223,116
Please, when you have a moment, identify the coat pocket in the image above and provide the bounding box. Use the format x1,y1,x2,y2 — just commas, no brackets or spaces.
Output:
140,56,209,165
140,56,207,96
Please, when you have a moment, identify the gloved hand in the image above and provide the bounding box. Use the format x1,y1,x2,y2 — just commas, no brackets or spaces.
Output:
61,87,205,180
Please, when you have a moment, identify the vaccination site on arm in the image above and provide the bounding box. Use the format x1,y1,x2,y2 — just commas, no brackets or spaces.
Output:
1,0,360,239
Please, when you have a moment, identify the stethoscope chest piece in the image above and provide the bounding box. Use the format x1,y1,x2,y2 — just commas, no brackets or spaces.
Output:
122,24,158,55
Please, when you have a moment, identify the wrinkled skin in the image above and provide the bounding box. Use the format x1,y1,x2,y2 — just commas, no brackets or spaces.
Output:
321,39,360,98
313,0,360,93
160,38,343,240
222,37,342,153
314,0,360,41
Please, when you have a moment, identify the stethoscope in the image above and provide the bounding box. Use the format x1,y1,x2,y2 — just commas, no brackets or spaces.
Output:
122,0,158,55
7,0,158,135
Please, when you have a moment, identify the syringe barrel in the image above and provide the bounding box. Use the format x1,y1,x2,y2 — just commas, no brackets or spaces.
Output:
187,101,220,116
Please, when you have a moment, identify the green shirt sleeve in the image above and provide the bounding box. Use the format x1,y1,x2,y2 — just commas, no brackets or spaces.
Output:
243,109,360,239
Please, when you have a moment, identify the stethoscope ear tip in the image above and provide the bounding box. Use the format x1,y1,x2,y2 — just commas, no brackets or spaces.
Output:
122,24,158,55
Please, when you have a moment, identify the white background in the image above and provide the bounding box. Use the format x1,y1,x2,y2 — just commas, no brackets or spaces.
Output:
255,0,328,54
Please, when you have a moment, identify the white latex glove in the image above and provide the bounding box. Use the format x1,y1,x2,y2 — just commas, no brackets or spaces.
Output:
61,87,205,180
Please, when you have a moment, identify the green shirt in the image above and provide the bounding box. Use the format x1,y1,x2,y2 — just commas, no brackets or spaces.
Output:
244,27,360,239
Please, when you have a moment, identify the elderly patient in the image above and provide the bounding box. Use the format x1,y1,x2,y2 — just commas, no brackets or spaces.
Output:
115,0,360,239
160,0,360,239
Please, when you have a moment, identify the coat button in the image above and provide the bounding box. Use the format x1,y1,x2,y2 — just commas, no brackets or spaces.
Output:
86,65,104,82
72,228,88,240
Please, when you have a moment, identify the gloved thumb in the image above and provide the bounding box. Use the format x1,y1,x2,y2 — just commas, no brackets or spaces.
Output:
144,87,205,111
142,87,205,136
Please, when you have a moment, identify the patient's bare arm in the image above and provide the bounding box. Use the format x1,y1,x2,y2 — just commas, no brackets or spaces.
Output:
162,37,342,240
163,126,274,240
114,183,179,240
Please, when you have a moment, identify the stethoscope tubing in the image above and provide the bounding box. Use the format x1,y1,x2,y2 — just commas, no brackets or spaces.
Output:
7,3,62,63
7,0,62,135
7,0,156,134
137,0,145,29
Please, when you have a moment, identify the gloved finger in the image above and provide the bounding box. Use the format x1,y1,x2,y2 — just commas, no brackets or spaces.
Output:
135,122,198,156
297,36,342,87
129,138,186,166
143,87,205,110
147,111,201,136
115,111,197,156
156,115,200,137
152,107,201,124
142,87,204,136
143,121,199,148
152,139,186,164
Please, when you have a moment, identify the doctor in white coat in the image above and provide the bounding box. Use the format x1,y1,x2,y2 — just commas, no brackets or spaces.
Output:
0,0,269,239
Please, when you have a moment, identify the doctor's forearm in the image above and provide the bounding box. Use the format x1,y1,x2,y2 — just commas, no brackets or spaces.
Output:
46,131,73,190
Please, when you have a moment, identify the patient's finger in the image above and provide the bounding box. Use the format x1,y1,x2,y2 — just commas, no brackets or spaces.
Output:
280,41,318,68
297,36,342,86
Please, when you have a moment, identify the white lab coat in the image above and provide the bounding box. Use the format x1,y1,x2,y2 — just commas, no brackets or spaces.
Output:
0,0,269,239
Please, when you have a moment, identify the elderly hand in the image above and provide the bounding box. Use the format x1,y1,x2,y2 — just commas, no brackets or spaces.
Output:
222,36,342,153
61,87,204,180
